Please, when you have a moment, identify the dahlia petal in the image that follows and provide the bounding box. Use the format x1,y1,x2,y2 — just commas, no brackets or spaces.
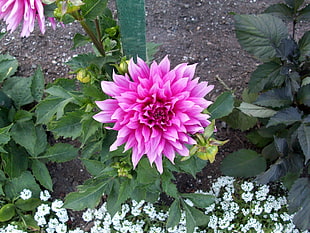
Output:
183,63,197,80
101,81,118,97
176,144,190,157
171,77,188,94
132,147,144,168
154,155,163,174
92,112,114,123
142,125,151,141
158,55,170,76
95,99,118,110
192,82,214,97
163,143,176,162
110,135,127,151
113,72,130,88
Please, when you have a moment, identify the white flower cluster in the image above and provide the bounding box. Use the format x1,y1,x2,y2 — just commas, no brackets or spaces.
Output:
33,191,73,233
203,176,309,233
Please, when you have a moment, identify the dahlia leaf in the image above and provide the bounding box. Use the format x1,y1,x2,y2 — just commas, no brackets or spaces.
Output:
2,76,33,107
80,0,108,21
31,160,53,191
39,143,78,163
0,54,18,83
208,91,234,120
167,199,181,228
30,67,45,102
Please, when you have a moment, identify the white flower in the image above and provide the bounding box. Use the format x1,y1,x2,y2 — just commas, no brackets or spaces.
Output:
51,200,64,212
82,208,94,222
37,203,51,216
48,218,59,229
40,190,51,201
34,213,47,226
56,208,69,223
241,181,254,192
20,189,32,200
55,223,67,233
241,192,253,202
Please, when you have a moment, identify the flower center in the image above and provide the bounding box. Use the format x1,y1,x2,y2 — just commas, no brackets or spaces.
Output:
140,97,173,128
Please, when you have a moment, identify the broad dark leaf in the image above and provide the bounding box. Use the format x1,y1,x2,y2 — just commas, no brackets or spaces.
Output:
285,0,304,11
297,4,310,21
249,61,286,93
255,155,303,184
0,54,18,82
297,123,310,163
297,84,310,106
267,107,302,127
288,178,310,231
298,31,310,61
275,38,300,62
234,14,288,61
264,3,294,21
221,149,266,178
254,87,293,108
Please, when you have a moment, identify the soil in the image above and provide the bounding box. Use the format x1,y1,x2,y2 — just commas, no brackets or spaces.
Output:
0,0,309,229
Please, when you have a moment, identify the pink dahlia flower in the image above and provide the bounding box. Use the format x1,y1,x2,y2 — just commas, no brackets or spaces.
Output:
93,56,214,173
0,0,45,37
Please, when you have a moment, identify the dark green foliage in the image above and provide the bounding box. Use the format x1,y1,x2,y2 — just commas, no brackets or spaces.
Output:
221,0,310,229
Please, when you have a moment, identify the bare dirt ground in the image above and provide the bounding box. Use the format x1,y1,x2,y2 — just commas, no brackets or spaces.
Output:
1,0,309,228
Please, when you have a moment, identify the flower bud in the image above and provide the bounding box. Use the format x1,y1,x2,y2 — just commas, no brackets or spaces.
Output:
76,69,91,83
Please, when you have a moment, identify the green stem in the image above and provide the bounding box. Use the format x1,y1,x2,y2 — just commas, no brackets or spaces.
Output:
72,11,106,56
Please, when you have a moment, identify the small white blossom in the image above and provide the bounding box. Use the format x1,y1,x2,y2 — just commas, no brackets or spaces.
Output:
20,189,32,200
37,203,51,216
82,208,94,222
51,200,64,212
241,192,253,202
40,190,51,201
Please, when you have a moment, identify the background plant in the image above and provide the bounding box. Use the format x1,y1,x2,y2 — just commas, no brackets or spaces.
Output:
217,0,310,230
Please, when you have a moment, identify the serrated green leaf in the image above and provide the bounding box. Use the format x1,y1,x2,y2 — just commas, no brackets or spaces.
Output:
254,87,293,108
302,77,310,86
221,149,266,178
72,33,90,49
35,97,75,124
297,124,310,164
264,3,294,20
45,86,74,99
288,178,310,230
31,160,53,191
116,0,146,60
298,31,310,61
136,158,159,184
242,88,258,103
2,142,28,178
81,159,105,176
297,84,310,106
39,143,78,162
256,155,303,184
48,111,82,140
249,61,285,93
161,172,178,198
166,199,181,229
176,156,207,178
0,54,18,82
11,121,47,157
208,91,234,120
0,124,12,145
2,76,34,107
267,107,302,127
4,171,41,199
15,198,41,211
80,0,108,20
234,14,288,61
81,114,102,145
238,102,277,118
31,67,44,102
223,108,257,131
13,110,33,122
20,214,40,231
64,182,107,211
285,0,304,11
181,193,215,208
297,4,310,21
